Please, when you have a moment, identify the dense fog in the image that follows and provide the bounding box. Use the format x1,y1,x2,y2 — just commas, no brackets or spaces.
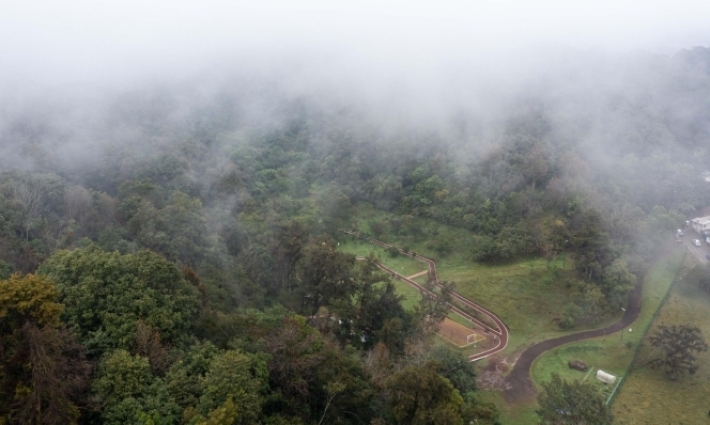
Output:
1,2,710,424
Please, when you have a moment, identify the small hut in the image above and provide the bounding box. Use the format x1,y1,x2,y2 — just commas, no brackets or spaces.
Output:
595,369,616,384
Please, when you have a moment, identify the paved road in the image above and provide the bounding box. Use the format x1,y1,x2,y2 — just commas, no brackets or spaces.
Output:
682,234,709,264
501,274,644,402
503,237,687,403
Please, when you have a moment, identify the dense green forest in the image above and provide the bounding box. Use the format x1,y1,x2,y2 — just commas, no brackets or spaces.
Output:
0,46,709,424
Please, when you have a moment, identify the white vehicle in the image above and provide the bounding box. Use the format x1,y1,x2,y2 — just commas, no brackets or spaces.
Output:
677,229,684,237
693,239,701,247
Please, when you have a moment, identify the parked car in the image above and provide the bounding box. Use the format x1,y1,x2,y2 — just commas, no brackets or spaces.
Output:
693,239,701,247
677,229,684,237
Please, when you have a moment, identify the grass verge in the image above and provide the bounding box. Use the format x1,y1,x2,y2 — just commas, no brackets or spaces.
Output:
612,250,710,425
487,246,685,425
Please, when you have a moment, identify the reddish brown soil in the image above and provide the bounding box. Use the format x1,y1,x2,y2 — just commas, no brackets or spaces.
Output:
438,317,483,346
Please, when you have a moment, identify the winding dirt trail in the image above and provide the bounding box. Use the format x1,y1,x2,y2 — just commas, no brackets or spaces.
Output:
502,275,644,403
345,231,509,362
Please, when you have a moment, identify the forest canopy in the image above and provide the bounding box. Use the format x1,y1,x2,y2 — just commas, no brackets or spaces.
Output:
0,44,708,424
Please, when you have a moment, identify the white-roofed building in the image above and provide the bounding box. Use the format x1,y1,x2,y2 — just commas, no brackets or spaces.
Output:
690,216,710,235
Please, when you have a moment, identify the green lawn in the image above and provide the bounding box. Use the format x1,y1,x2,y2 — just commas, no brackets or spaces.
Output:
470,245,685,425
447,310,472,327
342,208,606,356
343,235,582,352
390,279,424,312
338,238,428,278
338,238,428,312
340,208,690,424
612,249,710,425
482,246,685,425
341,207,631,360
532,246,684,384
439,256,591,359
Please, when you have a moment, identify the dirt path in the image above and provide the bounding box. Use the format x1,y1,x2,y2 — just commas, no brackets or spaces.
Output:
502,274,644,403
406,270,429,280
345,231,509,362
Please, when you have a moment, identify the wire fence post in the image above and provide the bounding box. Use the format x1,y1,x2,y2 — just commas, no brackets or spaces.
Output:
606,247,687,406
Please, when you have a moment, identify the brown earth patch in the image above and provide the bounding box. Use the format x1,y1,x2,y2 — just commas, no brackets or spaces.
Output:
438,317,486,347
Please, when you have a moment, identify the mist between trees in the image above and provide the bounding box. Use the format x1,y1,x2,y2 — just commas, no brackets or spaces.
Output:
0,44,708,424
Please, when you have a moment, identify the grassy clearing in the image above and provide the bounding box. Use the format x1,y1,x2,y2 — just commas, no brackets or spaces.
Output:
480,246,685,425
448,310,475,327
348,231,586,357
476,392,539,425
342,206,622,359
532,246,685,384
612,250,710,425
342,205,693,424
441,256,585,358
339,238,428,312
338,238,427,278
390,279,423,312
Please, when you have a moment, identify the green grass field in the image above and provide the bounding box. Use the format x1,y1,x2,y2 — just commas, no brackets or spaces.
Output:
338,238,428,278
532,246,685,383
439,256,592,359
390,278,424,311
480,246,685,425
338,238,429,312
341,231,589,357
340,208,692,424
612,250,710,425
341,207,607,359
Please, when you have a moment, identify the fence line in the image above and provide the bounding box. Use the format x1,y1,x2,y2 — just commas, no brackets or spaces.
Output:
606,246,687,406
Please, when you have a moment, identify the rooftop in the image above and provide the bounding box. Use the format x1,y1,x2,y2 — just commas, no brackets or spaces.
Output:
691,216,710,225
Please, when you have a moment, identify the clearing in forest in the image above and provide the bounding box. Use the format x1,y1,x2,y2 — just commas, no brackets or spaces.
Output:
612,249,710,425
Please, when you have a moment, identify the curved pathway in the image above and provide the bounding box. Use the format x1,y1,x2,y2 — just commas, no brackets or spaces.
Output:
345,230,656,404
345,231,509,362
502,274,644,403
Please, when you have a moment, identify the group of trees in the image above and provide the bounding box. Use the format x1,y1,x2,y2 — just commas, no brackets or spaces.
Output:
536,374,613,425
533,322,709,424
0,46,709,423
0,244,498,424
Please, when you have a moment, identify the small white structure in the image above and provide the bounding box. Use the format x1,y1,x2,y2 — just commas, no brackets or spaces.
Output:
690,216,710,235
596,370,616,384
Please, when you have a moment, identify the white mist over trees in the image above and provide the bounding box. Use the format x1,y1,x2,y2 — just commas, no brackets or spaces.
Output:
0,2,709,424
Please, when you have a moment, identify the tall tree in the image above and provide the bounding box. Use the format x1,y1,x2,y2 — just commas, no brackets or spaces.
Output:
536,373,613,425
296,240,356,315
196,350,268,425
385,360,465,425
38,246,201,356
351,256,409,350
0,274,90,425
268,219,310,295
416,281,454,336
648,324,709,380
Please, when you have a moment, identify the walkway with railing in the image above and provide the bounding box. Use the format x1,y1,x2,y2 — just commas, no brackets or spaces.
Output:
345,231,509,362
